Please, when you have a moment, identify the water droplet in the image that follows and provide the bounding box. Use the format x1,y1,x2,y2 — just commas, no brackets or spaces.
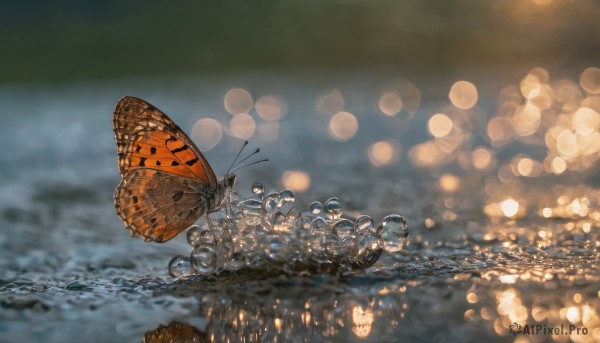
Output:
240,199,263,226
337,235,357,259
252,181,265,195
333,219,354,239
324,197,342,220
266,235,288,260
320,233,339,260
168,255,193,278
279,189,295,203
217,230,234,264
378,214,409,252
271,212,291,232
65,280,89,290
293,215,312,230
186,224,216,247
354,215,376,234
263,192,281,212
352,234,382,269
191,245,217,274
224,243,245,270
207,208,229,239
309,217,330,234
309,201,323,214
284,208,302,225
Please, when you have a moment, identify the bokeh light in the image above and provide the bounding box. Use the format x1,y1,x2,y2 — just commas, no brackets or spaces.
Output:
191,118,222,151
229,113,256,139
428,113,453,138
500,198,520,218
378,92,403,116
328,111,358,141
512,104,541,136
580,67,600,94
449,81,478,110
367,140,398,167
439,174,460,192
224,88,254,115
281,170,311,192
255,95,287,121
472,147,493,171
316,89,345,115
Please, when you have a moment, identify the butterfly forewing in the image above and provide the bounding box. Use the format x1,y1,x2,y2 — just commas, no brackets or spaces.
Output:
113,96,217,185
113,96,218,242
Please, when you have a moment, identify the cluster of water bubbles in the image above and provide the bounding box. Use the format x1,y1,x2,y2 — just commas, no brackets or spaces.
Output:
168,181,409,278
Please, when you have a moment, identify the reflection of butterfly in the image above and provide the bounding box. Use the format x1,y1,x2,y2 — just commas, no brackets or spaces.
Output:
113,96,236,243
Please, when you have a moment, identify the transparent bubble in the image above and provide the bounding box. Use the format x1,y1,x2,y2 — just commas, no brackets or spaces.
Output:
309,201,323,215
240,199,263,226
293,215,312,230
168,255,193,278
279,189,295,203
186,224,216,247
337,235,357,259
284,208,302,225
266,235,288,260
252,181,265,195
168,180,406,276
225,243,245,270
207,209,229,239
191,245,217,274
228,200,242,219
354,215,376,234
320,233,339,260
324,197,343,220
217,230,234,264
333,219,355,239
352,234,382,269
378,214,409,252
263,192,281,212
309,217,330,234
272,212,292,232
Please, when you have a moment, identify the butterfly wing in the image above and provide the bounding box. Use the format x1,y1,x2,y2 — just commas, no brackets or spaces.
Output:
115,169,208,243
113,96,218,242
113,96,217,185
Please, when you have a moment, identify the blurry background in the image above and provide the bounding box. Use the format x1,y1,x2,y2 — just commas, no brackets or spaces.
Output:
3,0,600,82
1,1,600,342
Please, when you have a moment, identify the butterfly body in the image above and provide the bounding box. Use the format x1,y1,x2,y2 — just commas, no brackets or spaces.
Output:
113,96,235,243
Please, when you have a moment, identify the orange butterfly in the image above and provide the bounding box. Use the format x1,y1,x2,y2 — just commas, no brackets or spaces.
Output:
113,96,236,243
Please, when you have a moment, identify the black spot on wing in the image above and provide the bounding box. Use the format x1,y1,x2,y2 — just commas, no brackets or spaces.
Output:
171,190,184,202
150,147,156,154
171,161,180,166
185,157,199,166
171,145,189,153
139,158,146,166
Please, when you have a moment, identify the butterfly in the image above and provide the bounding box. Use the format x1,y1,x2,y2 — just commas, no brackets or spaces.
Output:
113,96,238,243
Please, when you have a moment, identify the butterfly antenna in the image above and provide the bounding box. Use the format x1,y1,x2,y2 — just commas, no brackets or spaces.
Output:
226,140,248,175
232,159,269,173
232,147,261,169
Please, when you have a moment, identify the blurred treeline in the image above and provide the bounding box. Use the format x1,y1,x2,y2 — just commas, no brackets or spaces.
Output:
2,0,599,82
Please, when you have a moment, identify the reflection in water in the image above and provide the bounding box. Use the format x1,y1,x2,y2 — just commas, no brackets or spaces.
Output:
143,275,409,342
144,321,208,343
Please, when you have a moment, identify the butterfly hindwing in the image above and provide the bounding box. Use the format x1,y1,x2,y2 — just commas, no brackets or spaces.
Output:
113,96,217,185
114,169,208,243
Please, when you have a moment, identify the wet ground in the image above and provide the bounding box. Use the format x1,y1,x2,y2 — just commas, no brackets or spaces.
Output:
0,70,599,342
